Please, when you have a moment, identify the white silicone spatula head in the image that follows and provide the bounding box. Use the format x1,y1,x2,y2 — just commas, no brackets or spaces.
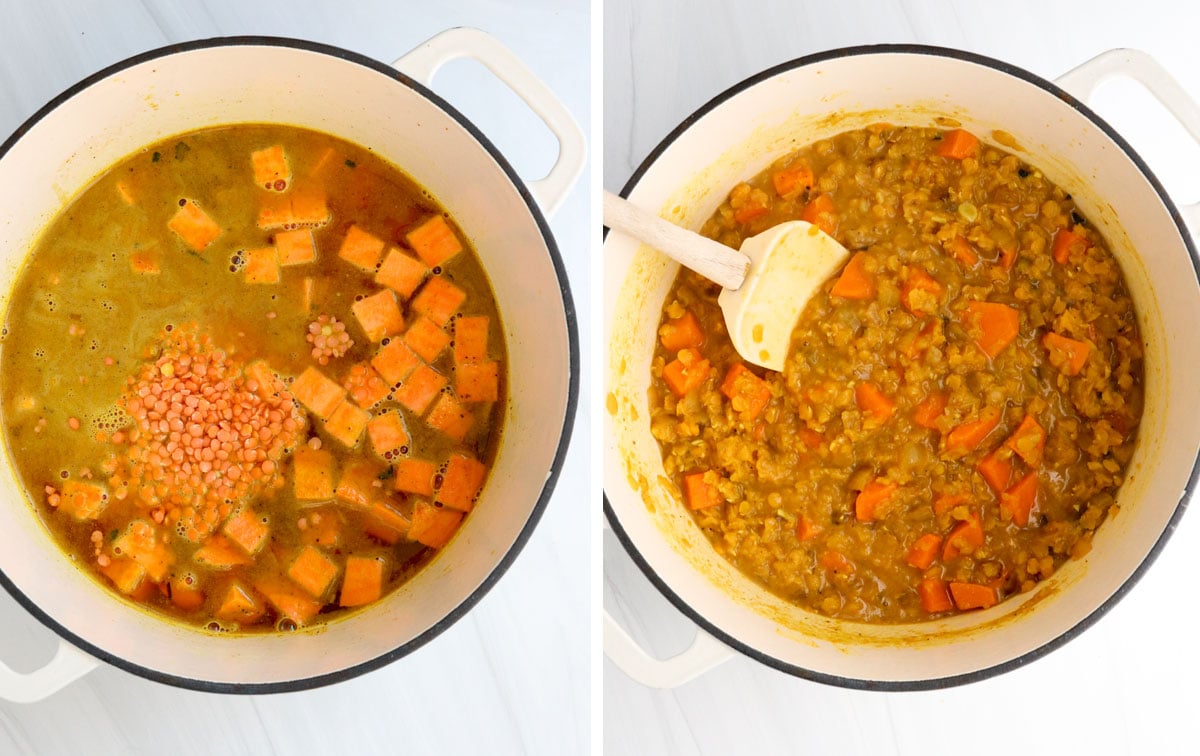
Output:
603,191,850,372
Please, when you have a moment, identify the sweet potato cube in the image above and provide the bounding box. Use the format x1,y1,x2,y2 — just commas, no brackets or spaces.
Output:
244,245,280,284
436,454,487,512
335,460,386,509
323,400,370,448
367,411,409,457
408,500,463,549
299,508,341,549
115,180,136,205
251,573,322,625
99,556,147,595
287,545,339,598
113,520,175,582
410,277,466,327
251,145,291,190
403,316,450,362
340,556,386,607
352,289,404,342
338,225,386,272
375,248,428,298
406,215,463,267
223,508,270,555
293,448,335,501
193,536,252,569
244,360,289,403
456,361,499,403
168,199,222,252
426,393,473,441
393,458,436,496
291,367,346,421
342,363,390,409
363,499,411,545
290,188,329,227
129,247,161,275
257,193,292,230
393,364,447,415
454,316,490,364
371,339,421,385
215,581,263,623
169,577,206,611
59,480,108,520
275,228,316,266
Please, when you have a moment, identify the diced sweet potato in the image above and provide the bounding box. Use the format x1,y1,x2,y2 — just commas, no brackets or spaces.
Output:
406,215,462,267
352,289,404,342
129,247,161,275
251,145,291,190
371,338,421,385
426,393,473,441
343,363,390,409
251,573,322,625
215,581,263,623
340,556,386,607
290,188,329,226
99,556,146,595
168,199,222,252
410,277,466,327
456,361,499,403
375,248,428,298
407,500,463,549
436,454,487,512
366,411,409,457
169,576,206,611
323,400,370,448
275,228,316,266
363,499,411,545
243,245,280,284
393,365,447,415
299,508,341,549
393,458,437,496
113,520,174,582
222,507,270,555
293,447,335,501
334,459,386,509
59,479,109,520
287,545,339,598
403,316,450,362
193,535,253,569
244,360,289,403
454,316,490,364
291,366,346,420
338,225,386,272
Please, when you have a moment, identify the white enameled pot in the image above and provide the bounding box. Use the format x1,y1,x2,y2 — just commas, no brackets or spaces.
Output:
604,47,1200,689
0,29,583,699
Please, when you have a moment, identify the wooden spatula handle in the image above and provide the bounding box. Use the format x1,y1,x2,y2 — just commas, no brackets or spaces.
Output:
603,191,749,290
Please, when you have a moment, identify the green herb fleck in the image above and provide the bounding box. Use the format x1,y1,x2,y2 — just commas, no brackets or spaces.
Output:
174,141,191,161
377,467,395,481
151,151,161,163
345,159,357,169
108,529,119,542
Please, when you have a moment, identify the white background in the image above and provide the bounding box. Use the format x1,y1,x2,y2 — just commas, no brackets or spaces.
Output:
0,1,589,754
604,1,1200,755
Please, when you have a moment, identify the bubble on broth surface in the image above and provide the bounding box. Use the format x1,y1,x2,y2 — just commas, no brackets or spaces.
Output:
91,404,132,433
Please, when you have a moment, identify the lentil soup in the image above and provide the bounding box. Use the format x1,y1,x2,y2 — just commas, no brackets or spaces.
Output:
1,124,505,632
649,124,1143,623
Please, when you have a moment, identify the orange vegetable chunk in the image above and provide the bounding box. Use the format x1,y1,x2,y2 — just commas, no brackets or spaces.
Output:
961,301,1019,358
795,515,821,541
290,188,330,227
335,460,386,509
338,224,387,272
323,400,370,448
946,236,979,267
855,480,899,522
366,411,409,456
406,215,463,267
682,472,722,510
340,556,386,607
950,581,998,610
659,310,705,351
901,268,943,314
291,366,346,421
854,381,895,422
1043,331,1092,376
287,545,339,598
113,520,174,582
193,536,253,569
365,500,412,544
437,454,487,512
343,363,390,409
943,513,985,561
59,479,108,520
933,492,970,516
1005,414,1046,466
426,393,473,441
251,145,291,189
292,447,335,501
720,362,772,421
800,193,836,235
662,348,710,397
977,449,1013,494
1052,227,1087,264
411,276,466,327
168,199,222,252
912,392,948,429
946,406,1002,452
820,550,855,574
456,361,500,403
906,533,943,570
375,248,428,300
733,203,768,225
99,557,146,595
393,364,447,415
299,508,341,549
352,289,404,342
454,316,490,364
937,129,979,159
830,252,875,299
275,228,316,266
216,581,263,623
371,338,421,385
393,458,437,497
918,578,954,613
408,500,463,548
243,245,280,284
1002,472,1038,527
772,163,814,198
223,508,270,556
252,573,322,625
129,247,160,275
404,316,451,363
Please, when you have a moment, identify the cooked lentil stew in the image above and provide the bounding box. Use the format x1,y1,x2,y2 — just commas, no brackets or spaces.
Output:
2,124,505,632
649,124,1143,622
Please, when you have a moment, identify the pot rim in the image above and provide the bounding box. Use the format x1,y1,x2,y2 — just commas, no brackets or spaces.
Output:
0,34,579,695
604,42,1200,691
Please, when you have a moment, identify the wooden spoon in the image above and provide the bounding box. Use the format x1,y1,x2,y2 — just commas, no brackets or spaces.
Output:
603,190,850,372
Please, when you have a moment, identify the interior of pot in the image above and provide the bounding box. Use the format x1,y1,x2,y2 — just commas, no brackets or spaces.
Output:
0,42,572,687
604,49,1200,683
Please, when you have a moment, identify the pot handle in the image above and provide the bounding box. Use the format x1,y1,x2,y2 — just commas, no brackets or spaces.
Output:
1055,48,1200,226
0,638,97,703
604,609,736,688
392,28,586,218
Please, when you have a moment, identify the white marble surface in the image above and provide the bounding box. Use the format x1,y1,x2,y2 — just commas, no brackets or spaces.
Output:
0,1,589,754
604,1,1200,754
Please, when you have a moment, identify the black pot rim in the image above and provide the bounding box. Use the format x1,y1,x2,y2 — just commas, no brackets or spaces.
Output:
605,42,1199,692
0,34,580,695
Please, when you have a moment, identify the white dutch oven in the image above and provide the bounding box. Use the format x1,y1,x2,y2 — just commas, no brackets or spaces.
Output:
604,46,1200,689
0,29,583,698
